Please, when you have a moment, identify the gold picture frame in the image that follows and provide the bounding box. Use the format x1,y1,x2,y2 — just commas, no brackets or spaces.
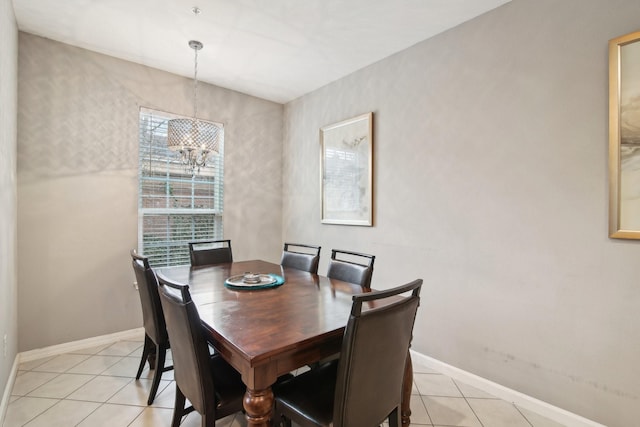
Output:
320,113,373,226
609,31,640,239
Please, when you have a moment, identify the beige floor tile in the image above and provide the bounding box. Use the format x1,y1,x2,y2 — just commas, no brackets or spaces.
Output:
108,378,171,406
100,356,150,378
98,340,144,356
66,375,132,402
131,347,172,362
66,355,123,375
18,356,56,372
102,355,175,381
128,346,144,358
414,373,463,397
454,380,498,399
2,397,59,427
69,343,112,355
150,382,178,409
159,367,174,380
22,400,100,427
411,379,420,395
30,354,90,373
192,412,244,427
27,373,95,399
407,394,432,425
76,403,145,427
128,407,174,427
422,396,482,427
222,413,247,427
180,411,207,427
467,398,532,427
11,372,58,396
517,406,567,427
412,358,440,374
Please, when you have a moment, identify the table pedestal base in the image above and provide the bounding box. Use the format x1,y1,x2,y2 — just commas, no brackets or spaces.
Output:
244,387,273,427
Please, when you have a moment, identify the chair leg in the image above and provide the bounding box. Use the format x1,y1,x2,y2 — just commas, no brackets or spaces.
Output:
148,350,157,370
136,334,153,379
172,385,186,427
147,343,167,405
202,413,215,427
388,406,401,427
271,403,290,427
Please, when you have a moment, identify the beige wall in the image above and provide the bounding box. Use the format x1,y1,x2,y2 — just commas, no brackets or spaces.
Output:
17,33,283,351
0,0,19,401
283,0,640,425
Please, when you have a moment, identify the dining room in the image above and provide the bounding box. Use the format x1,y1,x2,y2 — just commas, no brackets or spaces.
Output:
2,0,640,426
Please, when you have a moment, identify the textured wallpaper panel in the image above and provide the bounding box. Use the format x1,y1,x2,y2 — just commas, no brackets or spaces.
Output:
18,36,139,176
0,0,19,397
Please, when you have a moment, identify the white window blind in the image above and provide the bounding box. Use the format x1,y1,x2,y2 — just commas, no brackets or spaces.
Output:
138,108,224,267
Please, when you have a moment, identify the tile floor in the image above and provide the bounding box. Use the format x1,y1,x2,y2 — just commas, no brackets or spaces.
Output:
3,335,566,427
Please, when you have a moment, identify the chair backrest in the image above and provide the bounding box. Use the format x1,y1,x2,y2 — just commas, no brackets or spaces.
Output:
157,275,215,415
326,249,375,288
189,239,233,266
130,250,168,345
332,279,422,427
280,243,321,274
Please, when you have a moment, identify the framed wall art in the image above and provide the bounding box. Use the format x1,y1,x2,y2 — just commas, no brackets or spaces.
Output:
609,31,640,239
320,112,373,226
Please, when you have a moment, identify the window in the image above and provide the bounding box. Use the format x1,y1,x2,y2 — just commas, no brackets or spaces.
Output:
138,108,224,267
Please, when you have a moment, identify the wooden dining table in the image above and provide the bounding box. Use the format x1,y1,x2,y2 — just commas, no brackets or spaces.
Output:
156,259,414,427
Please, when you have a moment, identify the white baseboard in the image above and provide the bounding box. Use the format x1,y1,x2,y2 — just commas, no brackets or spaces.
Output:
410,350,607,427
19,327,144,363
0,355,19,427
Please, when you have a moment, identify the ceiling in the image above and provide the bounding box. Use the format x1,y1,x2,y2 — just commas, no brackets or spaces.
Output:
12,0,511,104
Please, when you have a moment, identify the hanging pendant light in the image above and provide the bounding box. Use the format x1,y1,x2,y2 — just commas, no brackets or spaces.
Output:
167,40,220,175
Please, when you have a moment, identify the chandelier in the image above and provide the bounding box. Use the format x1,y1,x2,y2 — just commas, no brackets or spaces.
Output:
167,40,220,175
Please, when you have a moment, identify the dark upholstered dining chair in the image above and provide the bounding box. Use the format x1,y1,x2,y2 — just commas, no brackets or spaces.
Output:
280,243,321,274
326,249,376,289
272,279,423,427
189,239,233,266
157,275,245,427
130,250,173,405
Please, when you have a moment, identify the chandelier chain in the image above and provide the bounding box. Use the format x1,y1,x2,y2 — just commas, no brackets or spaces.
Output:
193,44,198,121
